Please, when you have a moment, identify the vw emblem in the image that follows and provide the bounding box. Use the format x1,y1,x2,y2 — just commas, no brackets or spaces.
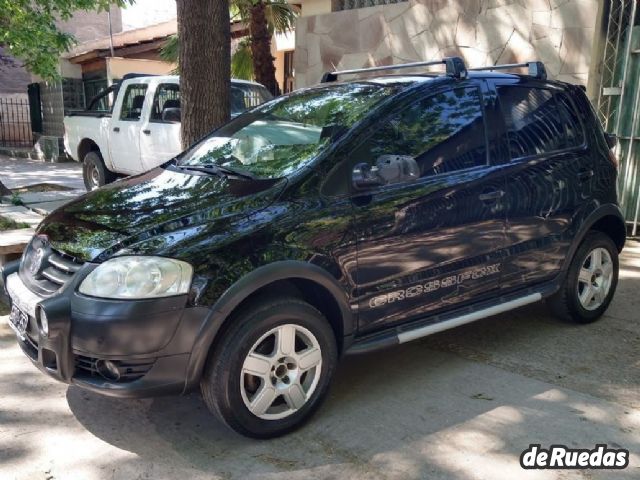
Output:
30,247,45,276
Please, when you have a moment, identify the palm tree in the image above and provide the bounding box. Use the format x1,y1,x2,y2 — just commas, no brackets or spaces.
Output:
161,0,298,96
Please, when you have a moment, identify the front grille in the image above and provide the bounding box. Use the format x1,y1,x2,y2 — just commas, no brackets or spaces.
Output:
23,245,85,296
74,354,156,383
41,248,83,290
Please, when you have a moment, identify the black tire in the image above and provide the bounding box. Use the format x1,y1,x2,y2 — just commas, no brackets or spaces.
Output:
83,151,116,191
547,231,619,323
201,296,338,438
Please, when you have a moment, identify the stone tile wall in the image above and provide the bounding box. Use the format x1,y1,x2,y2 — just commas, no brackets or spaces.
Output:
294,0,599,87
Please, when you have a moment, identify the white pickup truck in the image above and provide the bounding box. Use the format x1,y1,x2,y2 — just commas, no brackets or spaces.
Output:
63,74,273,190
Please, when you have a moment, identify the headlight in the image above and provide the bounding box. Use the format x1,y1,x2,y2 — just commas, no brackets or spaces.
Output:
79,256,193,299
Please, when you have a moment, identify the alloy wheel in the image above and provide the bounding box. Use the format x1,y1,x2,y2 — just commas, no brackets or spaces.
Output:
240,324,323,420
576,247,613,311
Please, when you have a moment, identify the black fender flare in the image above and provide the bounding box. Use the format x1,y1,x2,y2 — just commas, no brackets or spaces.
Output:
183,260,354,391
561,203,626,274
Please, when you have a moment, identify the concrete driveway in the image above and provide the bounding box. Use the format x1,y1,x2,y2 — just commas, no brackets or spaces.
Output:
1,242,639,480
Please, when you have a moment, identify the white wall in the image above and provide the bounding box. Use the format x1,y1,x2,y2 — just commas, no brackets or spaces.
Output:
120,0,177,31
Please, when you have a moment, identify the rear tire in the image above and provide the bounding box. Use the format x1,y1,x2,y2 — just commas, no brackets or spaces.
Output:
201,296,337,438
83,151,116,191
547,231,619,323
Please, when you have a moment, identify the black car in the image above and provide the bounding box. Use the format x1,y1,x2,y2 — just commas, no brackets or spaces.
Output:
2,58,626,438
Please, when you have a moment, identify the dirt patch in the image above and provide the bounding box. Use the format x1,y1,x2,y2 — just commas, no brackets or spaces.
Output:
13,183,73,193
0,215,30,231
0,299,9,316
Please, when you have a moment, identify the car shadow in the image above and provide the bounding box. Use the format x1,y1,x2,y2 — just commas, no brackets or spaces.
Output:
64,242,640,478
65,302,640,478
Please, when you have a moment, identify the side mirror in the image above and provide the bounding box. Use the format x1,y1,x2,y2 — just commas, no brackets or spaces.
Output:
162,107,181,123
605,132,617,150
352,162,384,190
352,155,419,190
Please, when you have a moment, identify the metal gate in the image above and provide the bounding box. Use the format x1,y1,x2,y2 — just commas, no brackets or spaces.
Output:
0,97,33,148
596,0,640,235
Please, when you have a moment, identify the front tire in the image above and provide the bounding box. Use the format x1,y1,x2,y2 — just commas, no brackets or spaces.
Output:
83,151,116,191
201,297,338,438
548,231,619,323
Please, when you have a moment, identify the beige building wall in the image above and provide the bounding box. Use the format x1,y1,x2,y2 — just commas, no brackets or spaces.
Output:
106,57,176,83
294,0,600,89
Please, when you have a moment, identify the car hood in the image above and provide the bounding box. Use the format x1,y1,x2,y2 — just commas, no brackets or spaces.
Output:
37,166,284,262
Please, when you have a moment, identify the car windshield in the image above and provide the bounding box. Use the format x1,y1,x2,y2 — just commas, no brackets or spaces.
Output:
178,82,403,179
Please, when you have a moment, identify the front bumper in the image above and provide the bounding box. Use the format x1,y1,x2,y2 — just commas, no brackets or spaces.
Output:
3,263,209,398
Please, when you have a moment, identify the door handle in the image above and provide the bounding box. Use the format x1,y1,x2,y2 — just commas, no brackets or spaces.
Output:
578,169,594,181
478,189,505,202
142,129,151,135
113,127,120,133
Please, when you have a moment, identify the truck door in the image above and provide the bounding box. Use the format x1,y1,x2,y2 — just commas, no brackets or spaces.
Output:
140,82,182,171
109,83,148,174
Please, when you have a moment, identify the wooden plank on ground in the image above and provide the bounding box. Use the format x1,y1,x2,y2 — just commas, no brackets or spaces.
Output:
0,228,34,254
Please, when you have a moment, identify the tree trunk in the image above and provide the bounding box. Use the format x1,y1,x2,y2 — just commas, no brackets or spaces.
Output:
176,0,231,149
0,180,11,196
249,1,280,96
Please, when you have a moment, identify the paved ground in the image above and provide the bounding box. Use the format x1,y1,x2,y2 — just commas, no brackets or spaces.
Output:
0,242,639,480
0,156,85,255
0,155,84,192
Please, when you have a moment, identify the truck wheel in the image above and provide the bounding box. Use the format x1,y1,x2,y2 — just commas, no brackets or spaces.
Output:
201,296,338,438
83,151,115,191
548,231,619,324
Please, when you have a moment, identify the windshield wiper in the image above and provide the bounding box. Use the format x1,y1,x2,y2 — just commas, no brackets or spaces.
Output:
176,163,256,180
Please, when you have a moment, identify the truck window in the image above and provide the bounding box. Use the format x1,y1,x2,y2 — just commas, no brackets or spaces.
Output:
151,83,180,122
120,84,148,121
231,84,273,115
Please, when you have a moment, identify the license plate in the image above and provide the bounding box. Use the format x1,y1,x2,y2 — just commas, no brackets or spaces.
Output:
8,304,29,339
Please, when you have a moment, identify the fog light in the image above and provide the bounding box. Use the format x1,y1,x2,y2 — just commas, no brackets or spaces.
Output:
37,307,49,337
96,359,121,381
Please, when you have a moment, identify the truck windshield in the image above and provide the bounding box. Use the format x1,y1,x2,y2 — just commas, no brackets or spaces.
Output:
178,82,403,179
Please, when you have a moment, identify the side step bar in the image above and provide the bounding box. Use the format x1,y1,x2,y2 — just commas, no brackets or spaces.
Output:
347,286,553,355
397,293,541,343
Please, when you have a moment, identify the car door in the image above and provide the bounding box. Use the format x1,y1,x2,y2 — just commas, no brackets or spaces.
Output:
347,81,508,333
490,80,592,290
109,83,149,174
139,82,182,171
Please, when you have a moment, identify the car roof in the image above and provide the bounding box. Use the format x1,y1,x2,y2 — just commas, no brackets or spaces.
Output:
307,70,568,97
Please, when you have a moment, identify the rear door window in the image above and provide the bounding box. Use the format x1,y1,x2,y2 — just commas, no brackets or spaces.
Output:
497,86,564,159
151,83,180,122
497,86,585,160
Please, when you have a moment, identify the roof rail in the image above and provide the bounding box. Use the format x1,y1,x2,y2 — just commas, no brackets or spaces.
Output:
320,57,467,83
468,61,547,80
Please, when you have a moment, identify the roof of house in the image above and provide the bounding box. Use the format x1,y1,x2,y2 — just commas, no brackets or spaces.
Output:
64,19,247,63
